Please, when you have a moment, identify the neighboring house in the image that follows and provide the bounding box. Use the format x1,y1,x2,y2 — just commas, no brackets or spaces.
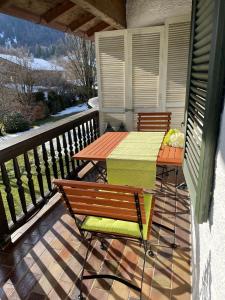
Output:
0,54,64,87
0,54,64,72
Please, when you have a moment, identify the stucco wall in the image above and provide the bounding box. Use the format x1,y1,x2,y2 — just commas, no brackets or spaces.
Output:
192,102,225,300
126,0,192,28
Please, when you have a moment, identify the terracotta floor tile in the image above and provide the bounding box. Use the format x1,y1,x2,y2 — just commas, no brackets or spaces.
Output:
89,287,109,300
48,279,73,299
93,259,118,290
150,286,171,300
12,271,40,299
27,292,47,300
0,281,15,299
0,172,191,300
117,244,139,280
152,266,172,289
106,240,126,261
108,280,130,300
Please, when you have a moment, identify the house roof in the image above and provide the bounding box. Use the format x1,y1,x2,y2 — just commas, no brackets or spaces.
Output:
0,0,126,38
0,54,64,71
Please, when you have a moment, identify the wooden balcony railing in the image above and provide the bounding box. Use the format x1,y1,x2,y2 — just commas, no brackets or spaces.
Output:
0,108,99,245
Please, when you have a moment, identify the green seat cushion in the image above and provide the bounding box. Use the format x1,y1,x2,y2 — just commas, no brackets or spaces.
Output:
81,193,152,240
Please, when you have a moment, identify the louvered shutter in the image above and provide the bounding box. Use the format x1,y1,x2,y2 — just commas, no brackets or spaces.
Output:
165,16,191,129
96,31,126,132
183,0,225,223
96,27,164,132
131,28,163,110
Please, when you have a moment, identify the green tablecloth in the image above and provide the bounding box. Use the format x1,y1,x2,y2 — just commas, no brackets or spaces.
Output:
106,132,165,189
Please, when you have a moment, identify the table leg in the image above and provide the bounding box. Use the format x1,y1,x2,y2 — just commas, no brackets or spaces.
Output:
91,161,107,182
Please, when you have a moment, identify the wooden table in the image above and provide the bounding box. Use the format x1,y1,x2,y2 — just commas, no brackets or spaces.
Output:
73,132,183,237
73,132,184,166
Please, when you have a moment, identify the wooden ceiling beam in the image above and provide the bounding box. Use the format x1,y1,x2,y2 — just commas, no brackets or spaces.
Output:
69,12,94,32
71,0,126,29
1,5,69,32
42,1,76,23
0,0,11,8
86,21,109,37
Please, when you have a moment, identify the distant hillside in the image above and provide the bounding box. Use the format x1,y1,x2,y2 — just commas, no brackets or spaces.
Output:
0,13,65,58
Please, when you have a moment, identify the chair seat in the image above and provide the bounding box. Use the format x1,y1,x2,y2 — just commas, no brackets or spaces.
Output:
81,194,152,240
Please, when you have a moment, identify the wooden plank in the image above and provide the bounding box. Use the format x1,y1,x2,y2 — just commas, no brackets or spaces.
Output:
157,146,184,166
138,126,168,131
67,194,145,214
53,178,143,193
70,0,126,29
42,0,76,23
138,117,171,121
69,12,94,32
73,132,128,161
137,112,171,133
138,112,172,116
86,21,109,37
1,5,68,32
138,121,170,125
70,207,139,222
64,186,144,203
0,0,11,8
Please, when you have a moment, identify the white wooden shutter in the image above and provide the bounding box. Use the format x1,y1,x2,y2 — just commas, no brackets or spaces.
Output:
98,34,125,109
95,18,190,132
96,31,126,132
130,27,164,112
165,16,191,130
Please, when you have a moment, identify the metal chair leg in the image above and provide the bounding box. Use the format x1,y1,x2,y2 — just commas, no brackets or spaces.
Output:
140,240,147,300
147,242,154,257
100,239,108,250
140,240,154,299
79,234,93,300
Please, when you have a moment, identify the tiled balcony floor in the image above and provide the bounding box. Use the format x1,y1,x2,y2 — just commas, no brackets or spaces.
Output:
0,170,191,299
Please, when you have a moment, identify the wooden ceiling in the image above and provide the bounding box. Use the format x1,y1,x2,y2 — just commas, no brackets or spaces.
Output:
0,0,126,39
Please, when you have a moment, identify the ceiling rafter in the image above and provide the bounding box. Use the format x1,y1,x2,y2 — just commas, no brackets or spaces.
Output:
42,0,76,23
0,0,11,8
0,1,123,38
86,21,109,37
69,12,94,32
1,5,69,32
71,0,126,29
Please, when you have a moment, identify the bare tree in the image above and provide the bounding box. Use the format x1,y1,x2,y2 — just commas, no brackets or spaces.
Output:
0,48,44,122
7,49,37,106
63,35,96,100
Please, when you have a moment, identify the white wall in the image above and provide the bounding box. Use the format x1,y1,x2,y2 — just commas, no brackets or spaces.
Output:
192,102,225,300
126,0,192,28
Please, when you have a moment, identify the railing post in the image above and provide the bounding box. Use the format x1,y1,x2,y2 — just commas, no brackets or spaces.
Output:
0,191,10,247
0,109,99,238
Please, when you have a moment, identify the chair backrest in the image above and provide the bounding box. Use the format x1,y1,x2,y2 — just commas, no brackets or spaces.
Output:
53,179,146,224
137,112,171,132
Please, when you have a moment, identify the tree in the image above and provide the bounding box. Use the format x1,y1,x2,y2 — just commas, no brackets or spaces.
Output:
63,34,96,101
0,48,42,123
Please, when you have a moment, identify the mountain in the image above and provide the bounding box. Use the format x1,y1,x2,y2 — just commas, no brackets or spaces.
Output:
0,13,66,58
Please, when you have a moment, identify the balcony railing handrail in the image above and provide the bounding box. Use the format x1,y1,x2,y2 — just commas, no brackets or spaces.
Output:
0,108,100,245
0,108,98,164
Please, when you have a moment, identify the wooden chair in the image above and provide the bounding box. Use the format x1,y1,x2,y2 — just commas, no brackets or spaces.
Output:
137,112,173,192
53,179,155,300
137,112,171,132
